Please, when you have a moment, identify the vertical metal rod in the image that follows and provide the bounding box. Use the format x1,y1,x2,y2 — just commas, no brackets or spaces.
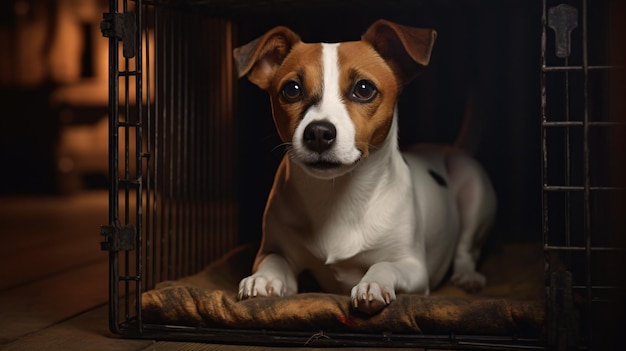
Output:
202,18,210,267
222,19,233,255
158,5,167,286
200,18,207,266
122,0,131,323
541,0,550,262
186,15,194,274
195,19,201,272
152,1,161,291
581,0,593,346
190,16,199,273
223,19,230,256
564,56,571,257
175,8,183,279
167,8,175,281
228,19,236,251
226,19,235,251
144,0,153,293
216,19,223,260
216,20,223,261
211,20,219,262
135,0,144,333
182,12,191,277
205,20,212,263
107,0,121,335
169,8,176,279
161,7,168,282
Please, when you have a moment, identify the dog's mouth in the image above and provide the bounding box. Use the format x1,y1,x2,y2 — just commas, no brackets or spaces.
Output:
305,161,343,170
289,144,363,179
298,156,362,179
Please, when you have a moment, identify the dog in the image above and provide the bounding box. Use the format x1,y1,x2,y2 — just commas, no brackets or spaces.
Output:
234,19,497,315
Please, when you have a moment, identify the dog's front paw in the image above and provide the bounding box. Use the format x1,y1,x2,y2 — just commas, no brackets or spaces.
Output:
350,281,396,315
451,269,486,293
238,275,286,300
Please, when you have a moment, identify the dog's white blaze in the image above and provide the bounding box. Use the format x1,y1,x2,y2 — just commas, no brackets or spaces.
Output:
292,43,361,165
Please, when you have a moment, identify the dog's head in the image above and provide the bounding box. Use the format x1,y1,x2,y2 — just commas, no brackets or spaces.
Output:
235,20,436,179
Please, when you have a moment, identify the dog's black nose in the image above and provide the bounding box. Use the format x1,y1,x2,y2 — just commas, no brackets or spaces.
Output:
303,121,336,153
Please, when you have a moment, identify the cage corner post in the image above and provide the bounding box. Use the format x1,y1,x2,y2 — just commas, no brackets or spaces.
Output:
541,0,582,349
99,0,142,336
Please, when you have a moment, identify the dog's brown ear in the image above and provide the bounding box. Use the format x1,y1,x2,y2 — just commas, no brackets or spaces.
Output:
362,19,437,84
234,27,301,90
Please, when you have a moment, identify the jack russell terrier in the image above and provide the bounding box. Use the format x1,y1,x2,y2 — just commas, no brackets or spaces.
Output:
234,19,496,315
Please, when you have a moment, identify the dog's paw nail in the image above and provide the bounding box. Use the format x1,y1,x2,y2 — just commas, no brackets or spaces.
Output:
350,282,395,314
238,285,249,299
383,292,391,304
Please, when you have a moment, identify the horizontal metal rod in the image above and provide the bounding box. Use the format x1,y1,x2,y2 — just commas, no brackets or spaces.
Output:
118,122,141,127
572,285,626,291
542,65,622,72
119,71,139,77
543,185,625,191
542,121,625,127
119,178,142,187
544,245,625,252
119,275,141,281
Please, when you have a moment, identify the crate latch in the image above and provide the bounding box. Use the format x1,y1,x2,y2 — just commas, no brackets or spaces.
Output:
101,222,136,252
548,4,578,59
100,12,137,58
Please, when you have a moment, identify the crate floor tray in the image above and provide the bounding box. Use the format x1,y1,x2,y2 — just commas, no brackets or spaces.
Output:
142,242,545,336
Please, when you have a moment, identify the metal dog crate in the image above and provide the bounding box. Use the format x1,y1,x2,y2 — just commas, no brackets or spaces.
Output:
101,0,625,349
540,0,625,349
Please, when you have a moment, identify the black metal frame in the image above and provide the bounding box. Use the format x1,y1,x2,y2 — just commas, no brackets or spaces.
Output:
101,0,240,335
100,0,624,349
541,0,624,349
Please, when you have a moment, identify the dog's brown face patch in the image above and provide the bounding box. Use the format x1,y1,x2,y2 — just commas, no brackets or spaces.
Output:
267,42,324,143
337,41,400,156
262,40,400,160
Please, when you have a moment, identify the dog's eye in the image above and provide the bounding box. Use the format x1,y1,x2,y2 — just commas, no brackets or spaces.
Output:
281,81,303,102
352,80,377,102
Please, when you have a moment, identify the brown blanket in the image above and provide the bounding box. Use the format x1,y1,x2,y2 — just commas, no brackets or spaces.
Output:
142,242,545,336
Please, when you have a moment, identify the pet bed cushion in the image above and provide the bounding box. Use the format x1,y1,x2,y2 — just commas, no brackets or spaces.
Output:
142,242,545,336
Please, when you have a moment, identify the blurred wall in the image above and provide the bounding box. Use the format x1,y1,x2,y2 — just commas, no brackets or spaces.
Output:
0,0,108,194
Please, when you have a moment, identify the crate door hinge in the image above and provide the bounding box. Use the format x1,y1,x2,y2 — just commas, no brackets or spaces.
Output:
101,223,136,252
100,12,137,58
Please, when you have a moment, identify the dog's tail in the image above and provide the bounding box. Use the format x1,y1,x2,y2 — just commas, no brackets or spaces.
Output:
453,91,484,155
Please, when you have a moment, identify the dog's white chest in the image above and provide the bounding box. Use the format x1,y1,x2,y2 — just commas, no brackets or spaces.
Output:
289,159,413,253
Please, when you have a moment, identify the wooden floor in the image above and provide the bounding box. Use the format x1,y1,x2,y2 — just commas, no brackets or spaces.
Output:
0,191,421,351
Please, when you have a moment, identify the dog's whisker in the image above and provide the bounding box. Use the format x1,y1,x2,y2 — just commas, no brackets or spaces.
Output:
367,143,379,152
271,142,292,154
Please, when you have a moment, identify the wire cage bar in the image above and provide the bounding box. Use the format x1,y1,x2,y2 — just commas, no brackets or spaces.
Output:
101,0,239,336
541,0,625,349
100,0,624,349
